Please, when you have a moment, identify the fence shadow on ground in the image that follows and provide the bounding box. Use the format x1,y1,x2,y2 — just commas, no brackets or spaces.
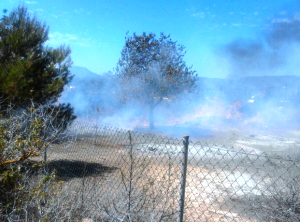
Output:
42,122,300,221
47,160,118,181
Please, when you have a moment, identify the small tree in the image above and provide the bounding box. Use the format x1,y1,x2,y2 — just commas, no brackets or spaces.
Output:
116,32,197,129
0,6,73,109
0,100,76,220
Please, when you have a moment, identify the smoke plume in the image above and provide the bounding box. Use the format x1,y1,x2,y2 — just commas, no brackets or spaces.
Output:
221,12,300,78
62,11,300,139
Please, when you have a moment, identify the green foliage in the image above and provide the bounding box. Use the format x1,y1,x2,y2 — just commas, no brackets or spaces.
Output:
0,161,64,221
0,5,73,109
0,103,74,169
116,32,197,128
43,103,76,131
0,5,75,220
0,166,21,186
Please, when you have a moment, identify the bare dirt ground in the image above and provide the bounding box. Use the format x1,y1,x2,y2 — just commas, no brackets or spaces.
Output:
134,118,300,158
30,123,300,221
191,124,300,158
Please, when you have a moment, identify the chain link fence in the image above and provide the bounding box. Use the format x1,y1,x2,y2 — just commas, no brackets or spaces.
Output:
37,121,300,221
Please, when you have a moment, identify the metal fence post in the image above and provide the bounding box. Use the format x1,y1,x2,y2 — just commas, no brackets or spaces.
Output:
127,130,134,219
43,145,48,175
94,124,98,145
43,145,47,162
178,135,189,222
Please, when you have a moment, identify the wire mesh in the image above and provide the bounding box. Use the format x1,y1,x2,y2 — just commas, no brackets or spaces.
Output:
44,122,182,221
185,141,300,222
34,121,300,221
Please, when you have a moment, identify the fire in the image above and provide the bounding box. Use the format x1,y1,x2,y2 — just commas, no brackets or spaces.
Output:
166,99,250,127
226,101,242,119
166,100,227,126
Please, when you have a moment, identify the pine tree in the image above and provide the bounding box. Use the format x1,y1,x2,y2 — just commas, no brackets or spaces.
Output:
0,6,73,109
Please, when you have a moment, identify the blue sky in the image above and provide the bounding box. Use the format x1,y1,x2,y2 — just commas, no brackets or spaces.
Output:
2,0,300,78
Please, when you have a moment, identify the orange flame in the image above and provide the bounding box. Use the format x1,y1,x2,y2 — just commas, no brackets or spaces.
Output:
226,101,242,119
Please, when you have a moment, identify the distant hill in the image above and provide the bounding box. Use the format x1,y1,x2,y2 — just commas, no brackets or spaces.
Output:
61,66,117,117
239,75,300,89
66,67,300,95
197,75,300,91
198,75,300,87
68,66,300,91
195,75,300,105
69,66,103,86
62,66,300,119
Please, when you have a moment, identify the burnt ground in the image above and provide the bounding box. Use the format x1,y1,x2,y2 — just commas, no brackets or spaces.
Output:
197,124,300,159
134,122,300,162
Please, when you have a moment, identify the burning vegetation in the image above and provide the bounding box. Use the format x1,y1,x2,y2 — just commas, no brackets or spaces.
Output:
60,11,300,137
